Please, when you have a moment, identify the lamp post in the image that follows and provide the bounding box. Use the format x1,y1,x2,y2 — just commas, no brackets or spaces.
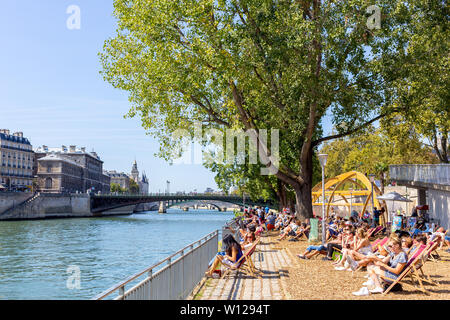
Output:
318,154,328,245
349,187,353,218
369,174,375,217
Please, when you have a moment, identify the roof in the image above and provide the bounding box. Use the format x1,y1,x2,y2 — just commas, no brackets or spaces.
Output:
34,146,102,161
0,133,31,145
38,153,81,167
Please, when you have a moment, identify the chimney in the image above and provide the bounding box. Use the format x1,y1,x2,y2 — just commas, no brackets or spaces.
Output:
3,129,10,135
81,147,86,153
69,145,76,153
13,132,23,138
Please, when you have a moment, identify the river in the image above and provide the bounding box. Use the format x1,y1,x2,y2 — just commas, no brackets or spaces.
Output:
0,208,233,300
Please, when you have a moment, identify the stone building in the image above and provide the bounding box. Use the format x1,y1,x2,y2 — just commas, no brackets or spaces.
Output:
35,145,110,194
104,170,131,190
130,160,149,194
105,160,149,194
0,129,34,191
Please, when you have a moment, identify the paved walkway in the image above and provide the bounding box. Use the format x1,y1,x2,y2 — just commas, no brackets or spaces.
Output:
193,237,292,300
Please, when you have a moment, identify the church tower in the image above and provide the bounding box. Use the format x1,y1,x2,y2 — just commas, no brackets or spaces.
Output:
131,159,139,183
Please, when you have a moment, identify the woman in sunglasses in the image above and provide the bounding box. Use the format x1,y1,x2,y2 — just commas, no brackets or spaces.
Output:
363,235,408,294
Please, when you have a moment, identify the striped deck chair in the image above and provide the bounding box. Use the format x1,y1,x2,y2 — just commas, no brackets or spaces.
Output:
372,226,385,237
373,237,389,253
221,238,261,278
381,243,430,295
410,241,440,286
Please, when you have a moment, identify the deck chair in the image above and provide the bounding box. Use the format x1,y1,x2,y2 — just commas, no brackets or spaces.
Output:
407,241,440,286
221,238,261,278
373,237,389,253
367,226,382,239
352,237,389,272
381,243,430,295
372,226,385,237
291,227,310,241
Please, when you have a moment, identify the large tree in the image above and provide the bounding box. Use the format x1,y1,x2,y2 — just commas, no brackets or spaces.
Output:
389,0,449,163
101,0,411,219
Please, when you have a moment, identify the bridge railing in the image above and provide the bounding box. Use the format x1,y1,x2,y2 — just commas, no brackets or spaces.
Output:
94,192,240,198
390,164,450,186
92,230,219,300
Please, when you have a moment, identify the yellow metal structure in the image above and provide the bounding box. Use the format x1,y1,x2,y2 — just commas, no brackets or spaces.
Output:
312,171,384,220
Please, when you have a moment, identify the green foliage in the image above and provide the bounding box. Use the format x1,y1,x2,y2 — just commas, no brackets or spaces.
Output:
129,179,140,194
388,0,449,162
110,182,126,194
320,125,438,180
100,0,423,218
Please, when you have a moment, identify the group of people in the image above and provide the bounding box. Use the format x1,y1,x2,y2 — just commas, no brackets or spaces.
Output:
293,212,448,295
204,205,449,296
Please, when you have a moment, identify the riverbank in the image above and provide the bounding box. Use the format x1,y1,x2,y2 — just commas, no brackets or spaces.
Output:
193,232,450,300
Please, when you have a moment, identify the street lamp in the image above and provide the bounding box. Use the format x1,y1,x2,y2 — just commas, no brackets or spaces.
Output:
318,153,328,245
369,174,375,217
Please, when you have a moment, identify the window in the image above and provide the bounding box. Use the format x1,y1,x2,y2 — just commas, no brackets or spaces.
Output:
45,178,53,189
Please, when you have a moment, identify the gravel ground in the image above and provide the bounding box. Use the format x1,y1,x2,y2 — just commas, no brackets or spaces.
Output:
268,234,450,300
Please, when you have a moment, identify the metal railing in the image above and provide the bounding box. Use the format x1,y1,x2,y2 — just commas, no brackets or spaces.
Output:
92,230,219,300
390,164,450,186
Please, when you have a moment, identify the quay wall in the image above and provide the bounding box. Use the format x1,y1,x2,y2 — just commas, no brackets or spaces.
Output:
0,193,135,220
0,193,32,213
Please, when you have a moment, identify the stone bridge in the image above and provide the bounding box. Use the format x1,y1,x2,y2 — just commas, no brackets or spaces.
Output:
90,194,275,214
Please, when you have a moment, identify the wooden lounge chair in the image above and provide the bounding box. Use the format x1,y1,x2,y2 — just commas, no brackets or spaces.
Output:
410,241,440,286
381,243,431,295
367,226,383,239
372,226,385,237
221,238,261,278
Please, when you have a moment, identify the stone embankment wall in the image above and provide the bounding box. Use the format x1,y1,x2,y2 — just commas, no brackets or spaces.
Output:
0,193,92,220
0,192,32,214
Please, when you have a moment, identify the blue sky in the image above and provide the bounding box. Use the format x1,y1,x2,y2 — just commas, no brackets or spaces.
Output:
0,0,333,193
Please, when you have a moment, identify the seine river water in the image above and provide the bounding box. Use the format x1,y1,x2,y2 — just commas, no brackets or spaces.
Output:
0,209,233,300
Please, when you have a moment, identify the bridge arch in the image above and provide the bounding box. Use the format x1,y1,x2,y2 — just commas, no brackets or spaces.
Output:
90,194,276,214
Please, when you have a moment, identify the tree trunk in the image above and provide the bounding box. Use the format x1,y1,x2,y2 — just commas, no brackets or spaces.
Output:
294,148,314,221
293,182,314,221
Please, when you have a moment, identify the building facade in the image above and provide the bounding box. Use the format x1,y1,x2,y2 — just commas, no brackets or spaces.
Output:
104,170,131,190
390,164,450,230
35,145,110,194
0,129,34,191
105,160,149,194
130,160,149,194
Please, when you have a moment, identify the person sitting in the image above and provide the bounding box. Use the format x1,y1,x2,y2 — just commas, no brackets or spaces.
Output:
205,234,243,277
430,227,446,249
265,212,276,231
401,235,414,254
298,226,353,260
241,225,257,249
326,219,340,241
293,221,310,240
278,218,301,241
334,228,372,271
361,235,408,294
